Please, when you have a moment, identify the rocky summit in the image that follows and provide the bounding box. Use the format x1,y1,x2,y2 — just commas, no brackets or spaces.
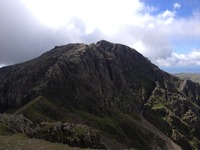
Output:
0,40,200,149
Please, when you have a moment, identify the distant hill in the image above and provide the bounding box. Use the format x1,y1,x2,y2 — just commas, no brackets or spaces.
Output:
1,40,200,149
175,73,200,83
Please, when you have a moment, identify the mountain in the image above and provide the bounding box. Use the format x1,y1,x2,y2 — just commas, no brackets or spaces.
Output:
175,73,200,84
0,40,200,149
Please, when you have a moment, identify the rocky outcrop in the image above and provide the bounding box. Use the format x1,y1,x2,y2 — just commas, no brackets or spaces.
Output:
28,122,105,149
0,114,34,134
0,114,105,149
144,77,200,149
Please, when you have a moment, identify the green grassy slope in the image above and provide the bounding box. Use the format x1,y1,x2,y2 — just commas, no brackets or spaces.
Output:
11,96,165,149
75,110,165,149
14,96,81,124
0,134,82,150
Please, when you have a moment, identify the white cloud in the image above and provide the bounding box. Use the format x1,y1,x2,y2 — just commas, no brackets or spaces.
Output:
0,0,199,68
156,49,200,66
174,3,181,11
160,10,175,19
21,0,145,34
0,64,5,68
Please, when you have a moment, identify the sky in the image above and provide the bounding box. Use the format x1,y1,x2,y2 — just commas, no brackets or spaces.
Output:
0,0,200,73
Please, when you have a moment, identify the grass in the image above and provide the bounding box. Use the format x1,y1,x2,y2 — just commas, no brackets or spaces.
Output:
144,93,198,150
0,134,84,150
143,105,172,136
75,110,124,139
74,125,90,135
14,96,69,123
74,109,164,149
114,113,157,149
149,93,166,110
0,123,12,135
152,101,165,110
9,96,159,149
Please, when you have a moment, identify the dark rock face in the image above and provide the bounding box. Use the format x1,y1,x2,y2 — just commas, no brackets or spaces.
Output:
143,78,200,149
0,40,161,115
0,40,200,149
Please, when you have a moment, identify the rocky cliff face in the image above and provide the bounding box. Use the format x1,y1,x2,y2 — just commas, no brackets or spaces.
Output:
0,40,200,149
0,40,160,115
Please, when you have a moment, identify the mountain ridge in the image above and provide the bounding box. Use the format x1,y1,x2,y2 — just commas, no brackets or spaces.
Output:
0,40,200,149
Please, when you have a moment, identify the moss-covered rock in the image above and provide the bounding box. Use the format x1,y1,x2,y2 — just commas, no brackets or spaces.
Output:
28,122,105,149
0,114,34,135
